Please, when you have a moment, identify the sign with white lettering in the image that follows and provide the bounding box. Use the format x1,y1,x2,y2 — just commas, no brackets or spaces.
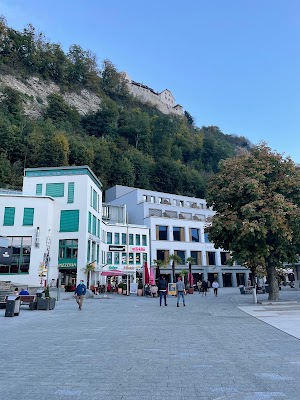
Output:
109,245,126,252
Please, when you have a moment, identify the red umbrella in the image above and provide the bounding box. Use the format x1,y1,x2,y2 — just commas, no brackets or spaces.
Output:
144,262,150,284
188,273,194,286
149,267,155,285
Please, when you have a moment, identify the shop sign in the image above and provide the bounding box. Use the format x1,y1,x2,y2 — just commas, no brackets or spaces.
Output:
131,247,146,252
58,258,77,268
109,245,126,252
108,266,119,270
124,266,135,270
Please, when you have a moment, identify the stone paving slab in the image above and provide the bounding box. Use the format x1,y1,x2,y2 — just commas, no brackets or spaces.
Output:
1,288,300,399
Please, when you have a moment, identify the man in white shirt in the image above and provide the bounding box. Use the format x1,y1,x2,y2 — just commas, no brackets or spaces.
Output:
212,280,220,297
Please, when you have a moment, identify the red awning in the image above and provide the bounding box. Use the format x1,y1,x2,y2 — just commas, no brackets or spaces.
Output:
101,270,126,276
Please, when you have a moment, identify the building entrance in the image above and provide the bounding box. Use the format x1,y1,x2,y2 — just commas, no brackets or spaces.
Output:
59,268,77,292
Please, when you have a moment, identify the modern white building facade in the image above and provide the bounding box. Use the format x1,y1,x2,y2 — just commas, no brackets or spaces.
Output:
105,186,250,287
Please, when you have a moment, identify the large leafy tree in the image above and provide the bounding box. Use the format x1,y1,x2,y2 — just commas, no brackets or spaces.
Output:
205,144,300,301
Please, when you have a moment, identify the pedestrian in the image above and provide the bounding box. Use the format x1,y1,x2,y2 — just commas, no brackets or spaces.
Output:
176,276,186,307
19,288,29,295
158,275,168,306
247,277,252,286
212,280,219,296
202,280,208,296
197,280,202,294
13,287,19,295
74,280,87,310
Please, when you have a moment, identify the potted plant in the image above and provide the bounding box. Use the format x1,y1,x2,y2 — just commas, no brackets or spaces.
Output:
186,257,195,293
118,283,123,295
82,261,96,289
137,282,143,296
122,283,127,295
36,286,56,310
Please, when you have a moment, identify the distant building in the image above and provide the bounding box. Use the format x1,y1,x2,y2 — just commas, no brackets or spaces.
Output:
123,72,184,116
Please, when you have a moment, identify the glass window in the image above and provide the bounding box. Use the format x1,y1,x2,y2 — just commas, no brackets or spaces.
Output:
136,234,140,245
173,227,180,241
122,233,127,245
158,197,162,204
221,252,229,265
107,252,112,264
0,236,32,274
23,208,34,226
129,234,134,245
175,250,185,264
122,253,127,264
204,233,210,243
207,252,216,265
158,226,168,240
114,252,120,264
129,253,134,264
59,239,78,259
190,251,198,264
143,195,147,202
92,216,97,236
150,196,155,203
114,233,120,244
136,253,141,264
191,228,200,242
142,235,147,246
156,250,166,261
143,253,147,263
107,232,112,244
179,200,184,207
173,199,177,206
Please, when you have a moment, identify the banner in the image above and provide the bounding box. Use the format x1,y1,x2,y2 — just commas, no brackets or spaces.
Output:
168,283,177,296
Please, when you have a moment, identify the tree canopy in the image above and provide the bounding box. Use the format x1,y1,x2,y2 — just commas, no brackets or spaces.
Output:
205,144,300,300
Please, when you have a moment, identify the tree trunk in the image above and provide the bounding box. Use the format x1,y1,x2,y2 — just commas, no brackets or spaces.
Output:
172,261,175,283
266,263,279,301
189,262,192,288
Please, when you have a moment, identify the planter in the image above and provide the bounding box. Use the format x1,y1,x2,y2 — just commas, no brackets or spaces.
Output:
122,289,127,295
37,297,56,310
137,289,143,296
118,288,123,295
188,288,194,294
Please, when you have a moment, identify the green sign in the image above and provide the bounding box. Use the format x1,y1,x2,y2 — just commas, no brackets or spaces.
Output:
58,258,77,269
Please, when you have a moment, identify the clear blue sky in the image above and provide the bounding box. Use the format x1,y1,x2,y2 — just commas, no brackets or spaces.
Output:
1,0,299,162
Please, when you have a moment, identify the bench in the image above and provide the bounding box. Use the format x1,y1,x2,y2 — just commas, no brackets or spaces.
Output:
240,286,254,294
4,295,37,310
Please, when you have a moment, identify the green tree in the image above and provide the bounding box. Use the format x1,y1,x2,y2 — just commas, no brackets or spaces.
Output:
168,254,182,283
101,59,129,100
205,144,300,301
186,256,195,288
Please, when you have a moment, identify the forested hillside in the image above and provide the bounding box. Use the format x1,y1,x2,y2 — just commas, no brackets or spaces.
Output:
0,17,251,197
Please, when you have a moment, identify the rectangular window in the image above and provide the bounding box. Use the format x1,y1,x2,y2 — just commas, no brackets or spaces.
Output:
175,250,185,265
0,236,32,274
59,210,79,232
67,182,75,203
143,195,147,202
92,216,97,236
87,240,91,262
191,251,201,265
142,235,147,246
207,252,216,265
107,232,112,244
173,227,181,241
97,244,99,263
46,183,64,197
58,239,78,259
107,252,112,264
150,196,155,203
136,253,141,264
122,253,126,264
129,253,134,264
3,207,15,226
157,226,168,240
23,208,34,226
114,233,120,244
129,234,134,245
122,233,127,245
191,228,200,242
114,252,120,264
142,253,147,263
88,212,92,233
204,232,210,243
135,234,140,246
221,252,229,265
97,219,100,238
36,184,42,196
92,189,97,211
91,242,96,261
156,249,169,264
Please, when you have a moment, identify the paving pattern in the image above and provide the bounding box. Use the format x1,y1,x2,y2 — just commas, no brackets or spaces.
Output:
1,288,300,400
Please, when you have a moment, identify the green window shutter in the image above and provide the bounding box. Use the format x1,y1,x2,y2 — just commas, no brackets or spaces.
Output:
46,183,64,197
97,219,100,238
60,210,79,232
67,182,74,203
88,212,92,233
87,240,91,262
3,207,15,226
92,216,97,235
23,208,34,226
36,184,42,196
93,189,97,210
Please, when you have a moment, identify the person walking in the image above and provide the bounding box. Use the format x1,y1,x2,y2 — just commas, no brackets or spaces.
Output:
176,276,186,307
202,280,208,296
197,280,202,294
212,280,220,297
74,280,87,310
158,276,168,306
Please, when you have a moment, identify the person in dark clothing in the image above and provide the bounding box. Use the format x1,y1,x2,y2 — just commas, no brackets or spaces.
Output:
158,276,168,306
202,280,208,296
19,288,29,295
74,280,87,310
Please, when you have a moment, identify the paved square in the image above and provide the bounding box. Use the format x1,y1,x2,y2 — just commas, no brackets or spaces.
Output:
1,288,300,400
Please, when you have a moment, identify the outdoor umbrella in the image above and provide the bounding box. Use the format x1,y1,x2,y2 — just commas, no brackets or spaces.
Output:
101,270,126,276
144,262,150,284
149,267,155,285
188,273,194,287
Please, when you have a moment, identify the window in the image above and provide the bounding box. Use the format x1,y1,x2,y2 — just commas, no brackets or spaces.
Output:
107,232,112,244
191,228,200,242
92,216,97,236
92,189,97,211
88,212,92,233
60,210,79,232
173,227,180,241
207,252,216,265
136,234,140,246
129,234,134,245
179,200,184,207
36,184,42,196
114,233,120,244
67,182,74,203
0,236,32,274
91,242,96,261
107,252,112,264
136,253,141,264
175,250,185,265
158,197,162,204
23,208,34,226
221,252,229,265
143,195,147,202
97,244,99,263
122,253,127,264
122,233,127,245
143,253,147,263
142,235,147,246
150,196,155,203
204,233,210,243
3,207,15,226
191,251,201,265
173,199,177,206
46,183,64,197
97,219,100,238
114,252,120,264
156,249,169,263
87,240,91,262
129,253,134,264
157,226,168,240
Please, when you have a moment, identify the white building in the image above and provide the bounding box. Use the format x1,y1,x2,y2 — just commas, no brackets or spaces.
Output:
0,167,150,289
105,186,250,287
